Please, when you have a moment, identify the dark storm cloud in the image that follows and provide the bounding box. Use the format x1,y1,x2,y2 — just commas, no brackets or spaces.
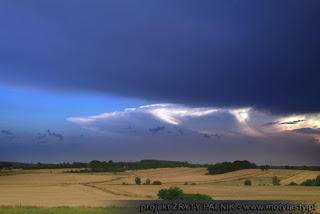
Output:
292,128,320,135
262,121,279,126
280,120,305,125
1,1,320,114
47,130,64,141
1,130,13,135
149,126,165,133
202,133,223,139
37,133,47,140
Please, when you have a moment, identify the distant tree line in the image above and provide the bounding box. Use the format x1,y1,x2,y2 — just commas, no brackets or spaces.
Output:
283,166,320,171
0,161,88,170
0,160,207,172
206,160,257,175
1,160,319,174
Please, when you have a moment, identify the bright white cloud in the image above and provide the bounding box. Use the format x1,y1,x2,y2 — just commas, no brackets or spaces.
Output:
67,104,221,134
66,103,320,141
229,108,251,123
143,104,218,125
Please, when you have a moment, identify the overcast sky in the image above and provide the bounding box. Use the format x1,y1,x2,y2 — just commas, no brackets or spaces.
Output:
1,0,319,165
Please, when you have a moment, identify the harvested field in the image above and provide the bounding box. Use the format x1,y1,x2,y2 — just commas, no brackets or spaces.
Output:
0,168,319,210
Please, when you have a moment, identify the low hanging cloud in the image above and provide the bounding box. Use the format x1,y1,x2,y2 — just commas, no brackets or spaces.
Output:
262,119,305,127
37,133,47,140
1,130,13,135
47,130,64,141
66,104,252,138
149,126,165,133
66,103,320,144
292,128,320,135
262,121,279,126
280,120,305,125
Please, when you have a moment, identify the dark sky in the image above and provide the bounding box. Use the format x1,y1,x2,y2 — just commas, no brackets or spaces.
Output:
1,0,319,113
0,0,319,165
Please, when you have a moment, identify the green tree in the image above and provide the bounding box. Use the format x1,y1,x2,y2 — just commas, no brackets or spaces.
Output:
0,162,12,170
135,177,141,185
158,187,184,200
207,160,257,175
260,165,270,171
300,179,314,186
145,178,151,185
89,160,101,170
287,182,298,186
118,162,125,168
272,176,280,185
244,179,252,186
152,181,162,185
315,176,320,186
108,160,113,167
157,187,213,200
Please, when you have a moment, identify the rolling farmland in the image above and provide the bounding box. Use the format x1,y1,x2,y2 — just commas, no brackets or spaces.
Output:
0,168,319,209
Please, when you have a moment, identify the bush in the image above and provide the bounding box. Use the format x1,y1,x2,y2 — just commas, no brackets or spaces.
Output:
122,182,128,185
184,182,188,185
190,182,196,185
272,176,280,185
287,182,298,186
158,187,213,200
300,176,320,186
260,165,270,171
183,193,212,200
145,178,151,185
244,179,252,186
158,187,184,200
135,177,141,185
152,180,162,185
315,176,320,186
301,179,314,186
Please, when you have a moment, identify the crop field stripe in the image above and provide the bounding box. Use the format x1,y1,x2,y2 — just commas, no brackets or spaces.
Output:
82,183,141,198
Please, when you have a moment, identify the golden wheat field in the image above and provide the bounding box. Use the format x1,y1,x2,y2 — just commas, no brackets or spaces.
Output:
0,168,319,208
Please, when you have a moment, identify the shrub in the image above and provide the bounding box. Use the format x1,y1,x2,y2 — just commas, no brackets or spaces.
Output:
272,176,280,185
260,165,270,171
135,177,141,185
244,179,252,186
184,182,188,185
158,187,184,200
152,180,162,185
300,176,320,186
145,178,151,185
315,176,320,186
157,187,213,200
300,179,314,186
190,182,196,185
183,193,212,200
122,182,128,185
287,182,298,186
